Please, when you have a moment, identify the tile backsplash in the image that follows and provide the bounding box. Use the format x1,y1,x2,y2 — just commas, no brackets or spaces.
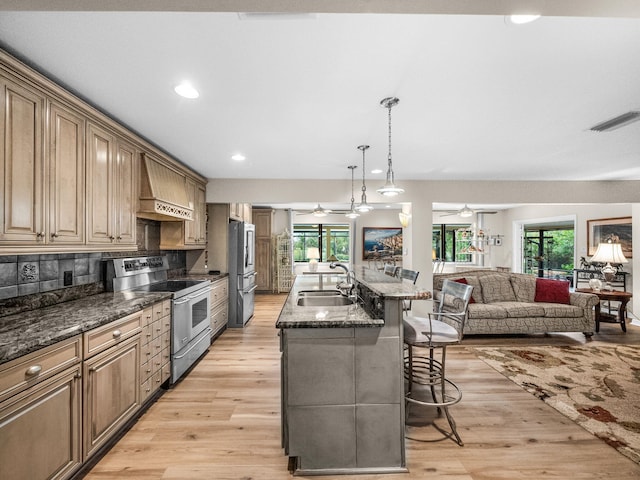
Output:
0,253,103,300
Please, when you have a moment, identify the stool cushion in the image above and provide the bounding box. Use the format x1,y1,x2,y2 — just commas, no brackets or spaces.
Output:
403,316,459,346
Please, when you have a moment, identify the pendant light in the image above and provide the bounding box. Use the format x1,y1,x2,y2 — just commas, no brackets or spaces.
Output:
356,145,373,212
345,165,360,219
377,97,404,197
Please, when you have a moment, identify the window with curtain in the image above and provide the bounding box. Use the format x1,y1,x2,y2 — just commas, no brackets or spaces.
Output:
293,224,350,262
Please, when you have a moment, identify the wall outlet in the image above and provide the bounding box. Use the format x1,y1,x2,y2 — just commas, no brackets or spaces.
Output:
64,270,73,286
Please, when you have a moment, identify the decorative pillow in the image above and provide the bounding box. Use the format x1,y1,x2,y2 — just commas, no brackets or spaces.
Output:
510,275,537,303
479,274,516,303
534,278,570,304
453,278,475,303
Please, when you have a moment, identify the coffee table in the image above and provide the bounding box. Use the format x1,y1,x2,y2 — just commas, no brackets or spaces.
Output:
575,288,632,332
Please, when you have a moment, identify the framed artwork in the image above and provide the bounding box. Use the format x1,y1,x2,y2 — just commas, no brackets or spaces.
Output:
362,227,403,260
587,217,632,257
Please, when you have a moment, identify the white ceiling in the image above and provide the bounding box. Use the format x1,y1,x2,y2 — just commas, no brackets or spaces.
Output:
1,2,640,187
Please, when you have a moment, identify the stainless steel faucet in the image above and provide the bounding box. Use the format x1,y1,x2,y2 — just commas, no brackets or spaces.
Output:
330,262,355,298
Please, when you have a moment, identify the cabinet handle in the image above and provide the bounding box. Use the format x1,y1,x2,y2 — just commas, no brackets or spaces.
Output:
112,329,122,339
117,236,122,240
51,232,59,238
109,235,115,241
25,365,42,377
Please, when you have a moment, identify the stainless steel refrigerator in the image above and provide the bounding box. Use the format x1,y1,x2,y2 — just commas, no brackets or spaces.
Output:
228,221,257,327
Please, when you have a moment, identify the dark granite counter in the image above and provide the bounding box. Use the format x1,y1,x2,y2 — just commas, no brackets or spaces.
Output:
0,291,171,365
276,266,431,329
176,272,229,283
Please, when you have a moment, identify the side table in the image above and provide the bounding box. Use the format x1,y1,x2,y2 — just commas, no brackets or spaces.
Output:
575,288,632,333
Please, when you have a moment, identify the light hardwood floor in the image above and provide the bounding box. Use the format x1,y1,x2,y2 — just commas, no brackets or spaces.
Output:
85,294,640,479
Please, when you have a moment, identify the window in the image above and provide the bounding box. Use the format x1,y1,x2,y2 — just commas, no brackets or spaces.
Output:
432,223,472,262
293,224,350,262
523,224,574,279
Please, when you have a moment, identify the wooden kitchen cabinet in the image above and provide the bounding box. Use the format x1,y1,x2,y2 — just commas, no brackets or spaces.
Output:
140,301,171,404
86,121,137,249
253,208,274,292
0,336,82,480
229,202,252,223
83,311,142,459
210,276,229,339
160,177,207,250
0,79,86,249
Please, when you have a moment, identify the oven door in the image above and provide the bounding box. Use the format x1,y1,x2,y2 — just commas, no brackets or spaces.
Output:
172,286,211,354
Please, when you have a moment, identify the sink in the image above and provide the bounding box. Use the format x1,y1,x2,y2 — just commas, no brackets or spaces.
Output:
296,295,354,307
297,290,343,297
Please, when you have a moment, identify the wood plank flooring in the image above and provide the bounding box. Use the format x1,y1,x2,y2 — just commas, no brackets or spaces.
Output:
85,294,640,479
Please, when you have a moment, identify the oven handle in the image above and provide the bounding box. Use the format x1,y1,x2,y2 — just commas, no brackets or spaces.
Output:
242,285,258,295
173,287,212,305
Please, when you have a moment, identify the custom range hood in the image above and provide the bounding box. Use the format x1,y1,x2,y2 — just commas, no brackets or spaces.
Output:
137,153,194,221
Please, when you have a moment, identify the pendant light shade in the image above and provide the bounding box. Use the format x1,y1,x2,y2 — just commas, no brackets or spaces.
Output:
356,145,373,212
345,165,360,219
377,97,404,197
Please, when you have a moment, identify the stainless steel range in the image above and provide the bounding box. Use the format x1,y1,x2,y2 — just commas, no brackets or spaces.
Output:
105,256,212,384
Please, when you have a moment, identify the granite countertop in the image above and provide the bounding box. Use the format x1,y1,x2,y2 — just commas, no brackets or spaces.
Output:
276,266,431,329
177,272,229,282
0,291,172,366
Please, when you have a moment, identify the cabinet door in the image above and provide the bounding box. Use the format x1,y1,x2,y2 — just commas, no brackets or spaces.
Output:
48,101,85,245
195,184,206,243
83,336,140,459
255,236,272,291
0,365,82,480
86,122,115,244
0,76,45,243
184,178,198,245
114,137,137,245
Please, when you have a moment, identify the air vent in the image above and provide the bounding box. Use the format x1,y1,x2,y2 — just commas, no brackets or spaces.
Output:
589,111,640,132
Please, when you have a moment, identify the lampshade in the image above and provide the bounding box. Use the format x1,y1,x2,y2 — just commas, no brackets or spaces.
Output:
306,247,320,260
398,212,411,228
590,242,628,264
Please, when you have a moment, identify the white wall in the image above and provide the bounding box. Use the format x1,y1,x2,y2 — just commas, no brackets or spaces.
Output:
207,178,640,316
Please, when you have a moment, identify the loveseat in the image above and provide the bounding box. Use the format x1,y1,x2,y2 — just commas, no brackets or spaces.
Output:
433,270,600,337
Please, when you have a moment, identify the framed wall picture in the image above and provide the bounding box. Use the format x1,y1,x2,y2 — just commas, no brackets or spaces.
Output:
587,217,632,257
362,227,403,260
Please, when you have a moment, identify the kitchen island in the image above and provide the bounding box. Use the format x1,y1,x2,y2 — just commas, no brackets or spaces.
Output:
276,266,430,475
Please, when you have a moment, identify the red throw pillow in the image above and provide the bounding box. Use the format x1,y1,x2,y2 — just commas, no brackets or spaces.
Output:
534,278,570,304
453,278,475,303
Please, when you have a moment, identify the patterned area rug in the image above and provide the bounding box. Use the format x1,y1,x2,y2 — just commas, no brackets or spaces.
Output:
473,345,640,463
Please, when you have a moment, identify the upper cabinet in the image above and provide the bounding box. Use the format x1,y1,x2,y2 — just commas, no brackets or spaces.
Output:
0,48,206,254
86,122,137,248
0,74,86,249
159,177,207,250
230,203,252,223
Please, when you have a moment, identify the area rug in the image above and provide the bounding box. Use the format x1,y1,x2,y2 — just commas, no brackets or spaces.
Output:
473,345,640,463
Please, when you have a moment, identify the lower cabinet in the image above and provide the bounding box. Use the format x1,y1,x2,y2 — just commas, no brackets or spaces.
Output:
0,338,83,480
82,308,143,460
140,301,171,403
83,335,141,459
210,277,229,339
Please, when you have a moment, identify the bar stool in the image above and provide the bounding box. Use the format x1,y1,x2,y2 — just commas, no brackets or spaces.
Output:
403,278,473,446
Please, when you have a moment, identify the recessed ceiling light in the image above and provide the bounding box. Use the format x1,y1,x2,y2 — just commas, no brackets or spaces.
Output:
231,153,246,161
371,169,383,174
174,82,199,99
506,14,541,25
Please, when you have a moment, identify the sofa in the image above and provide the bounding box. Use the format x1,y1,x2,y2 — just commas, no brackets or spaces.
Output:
433,270,600,337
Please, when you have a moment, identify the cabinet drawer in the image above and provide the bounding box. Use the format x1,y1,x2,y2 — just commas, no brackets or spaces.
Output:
141,324,152,345
142,307,153,326
153,300,171,322
140,360,153,384
211,303,228,332
151,319,162,339
140,342,152,367
161,315,171,336
150,335,163,357
211,280,228,307
0,336,82,403
84,311,142,358
140,378,152,404
161,331,171,350
161,363,171,384
161,346,170,367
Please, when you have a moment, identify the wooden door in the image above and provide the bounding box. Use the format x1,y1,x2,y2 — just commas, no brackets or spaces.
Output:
48,101,85,245
0,365,82,480
114,137,137,245
0,76,45,243
86,122,115,244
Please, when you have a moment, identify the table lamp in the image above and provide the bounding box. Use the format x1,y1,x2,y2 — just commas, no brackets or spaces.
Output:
307,247,320,272
590,240,628,290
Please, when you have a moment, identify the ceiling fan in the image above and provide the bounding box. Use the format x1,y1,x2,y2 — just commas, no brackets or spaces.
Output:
295,203,349,217
437,204,498,217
